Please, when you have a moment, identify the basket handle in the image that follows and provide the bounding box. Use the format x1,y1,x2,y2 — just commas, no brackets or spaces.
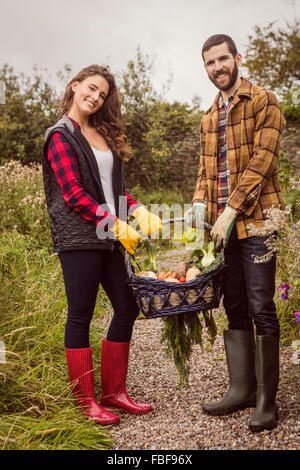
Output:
161,217,212,231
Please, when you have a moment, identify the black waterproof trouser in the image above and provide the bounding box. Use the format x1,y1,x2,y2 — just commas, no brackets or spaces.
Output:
58,247,140,348
221,227,280,337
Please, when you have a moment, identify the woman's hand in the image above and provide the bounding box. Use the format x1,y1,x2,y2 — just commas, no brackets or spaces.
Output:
109,219,141,254
132,206,162,235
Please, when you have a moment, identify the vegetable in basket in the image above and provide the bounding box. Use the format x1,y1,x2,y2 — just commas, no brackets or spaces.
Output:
182,227,204,248
143,239,158,272
182,227,197,244
200,241,215,267
136,271,157,278
187,239,223,275
185,267,201,281
130,239,158,275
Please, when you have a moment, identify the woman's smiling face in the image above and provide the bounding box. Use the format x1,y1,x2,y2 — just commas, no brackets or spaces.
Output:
70,74,110,116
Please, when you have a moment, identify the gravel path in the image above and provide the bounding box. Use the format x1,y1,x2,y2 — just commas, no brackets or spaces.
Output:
101,243,299,450
103,316,299,451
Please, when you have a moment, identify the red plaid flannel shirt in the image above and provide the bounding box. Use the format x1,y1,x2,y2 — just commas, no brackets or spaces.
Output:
47,116,138,229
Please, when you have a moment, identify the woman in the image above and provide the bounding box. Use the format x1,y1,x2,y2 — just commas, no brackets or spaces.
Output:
42,64,162,425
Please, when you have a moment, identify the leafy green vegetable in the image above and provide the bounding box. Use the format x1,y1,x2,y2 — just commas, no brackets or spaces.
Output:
182,228,205,248
160,310,217,391
182,228,197,244
201,241,215,267
200,252,223,275
143,239,158,272
131,239,158,273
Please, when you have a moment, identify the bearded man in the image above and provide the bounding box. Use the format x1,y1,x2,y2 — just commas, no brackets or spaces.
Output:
185,34,286,431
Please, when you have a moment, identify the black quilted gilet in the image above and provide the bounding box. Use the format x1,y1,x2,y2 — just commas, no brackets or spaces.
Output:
42,116,125,253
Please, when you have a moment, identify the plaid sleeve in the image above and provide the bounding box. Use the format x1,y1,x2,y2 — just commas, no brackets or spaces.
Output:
227,90,285,216
192,123,208,204
125,190,140,212
47,132,117,229
235,185,260,214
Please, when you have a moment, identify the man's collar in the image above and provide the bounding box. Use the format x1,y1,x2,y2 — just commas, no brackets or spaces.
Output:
210,77,253,114
237,77,253,99
218,87,239,108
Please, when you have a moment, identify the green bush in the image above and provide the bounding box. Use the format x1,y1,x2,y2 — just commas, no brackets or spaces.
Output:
261,152,300,344
129,184,190,208
0,63,65,166
281,102,300,122
278,151,300,222
0,160,51,251
247,206,300,346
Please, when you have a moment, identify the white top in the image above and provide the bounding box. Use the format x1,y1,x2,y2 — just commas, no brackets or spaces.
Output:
91,147,116,216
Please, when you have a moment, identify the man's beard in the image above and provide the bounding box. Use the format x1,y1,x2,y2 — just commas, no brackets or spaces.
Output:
209,62,239,91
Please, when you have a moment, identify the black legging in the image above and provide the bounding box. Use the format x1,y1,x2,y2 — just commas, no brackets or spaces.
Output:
58,247,140,348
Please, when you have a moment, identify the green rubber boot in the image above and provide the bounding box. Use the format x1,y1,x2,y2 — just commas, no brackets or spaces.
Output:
249,335,279,432
202,329,256,415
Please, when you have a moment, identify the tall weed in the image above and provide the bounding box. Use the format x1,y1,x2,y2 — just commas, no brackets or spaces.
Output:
0,231,113,449
0,160,51,251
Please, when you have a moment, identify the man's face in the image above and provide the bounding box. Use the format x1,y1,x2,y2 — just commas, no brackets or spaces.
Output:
203,42,242,91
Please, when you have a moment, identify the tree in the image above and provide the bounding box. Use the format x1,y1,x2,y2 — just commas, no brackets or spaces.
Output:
243,20,300,99
0,64,70,165
0,51,203,190
119,47,203,188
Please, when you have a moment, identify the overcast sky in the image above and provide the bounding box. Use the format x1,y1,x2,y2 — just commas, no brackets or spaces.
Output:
1,0,299,109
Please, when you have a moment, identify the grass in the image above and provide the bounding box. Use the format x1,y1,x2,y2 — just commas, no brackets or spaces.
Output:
0,411,112,450
0,230,114,450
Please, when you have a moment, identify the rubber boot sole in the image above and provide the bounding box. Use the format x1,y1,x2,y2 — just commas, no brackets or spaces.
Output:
101,402,153,415
202,397,256,416
249,407,279,432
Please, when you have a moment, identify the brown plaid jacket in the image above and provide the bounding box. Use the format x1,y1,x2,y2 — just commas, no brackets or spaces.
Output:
192,78,286,239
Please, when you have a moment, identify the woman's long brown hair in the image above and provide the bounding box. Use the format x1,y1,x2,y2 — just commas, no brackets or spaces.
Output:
59,65,129,161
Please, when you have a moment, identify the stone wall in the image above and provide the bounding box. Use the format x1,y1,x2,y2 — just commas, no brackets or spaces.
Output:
125,118,300,194
280,119,300,177
124,128,201,196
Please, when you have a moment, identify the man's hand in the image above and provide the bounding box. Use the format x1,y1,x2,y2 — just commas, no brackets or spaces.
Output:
210,206,237,249
184,203,207,228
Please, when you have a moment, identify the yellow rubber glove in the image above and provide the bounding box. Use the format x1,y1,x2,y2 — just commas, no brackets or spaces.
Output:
210,206,238,249
109,219,141,254
132,205,162,235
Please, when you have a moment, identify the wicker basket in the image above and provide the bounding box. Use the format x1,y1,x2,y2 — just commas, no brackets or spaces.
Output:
125,220,224,319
